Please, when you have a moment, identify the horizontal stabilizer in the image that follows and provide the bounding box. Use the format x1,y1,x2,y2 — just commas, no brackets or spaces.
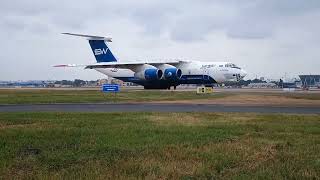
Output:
53,64,86,68
62,33,112,42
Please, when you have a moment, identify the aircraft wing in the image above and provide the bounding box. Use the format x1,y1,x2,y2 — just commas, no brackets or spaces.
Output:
54,60,191,72
84,60,189,69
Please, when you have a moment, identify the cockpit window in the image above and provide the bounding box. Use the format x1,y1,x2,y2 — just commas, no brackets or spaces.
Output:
225,63,241,69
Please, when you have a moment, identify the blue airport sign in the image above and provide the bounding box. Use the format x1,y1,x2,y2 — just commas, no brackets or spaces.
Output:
102,84,120,93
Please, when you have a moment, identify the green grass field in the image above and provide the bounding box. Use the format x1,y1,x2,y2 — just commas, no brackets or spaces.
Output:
0,89,229,104
1,89,320,105
0,112,319,179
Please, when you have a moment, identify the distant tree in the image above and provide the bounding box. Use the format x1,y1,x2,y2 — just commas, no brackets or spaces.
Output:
251,78,266,83
73,79,85,87
61,80,73,85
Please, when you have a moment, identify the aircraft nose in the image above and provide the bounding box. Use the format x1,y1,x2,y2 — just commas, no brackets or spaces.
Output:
240,70,247,78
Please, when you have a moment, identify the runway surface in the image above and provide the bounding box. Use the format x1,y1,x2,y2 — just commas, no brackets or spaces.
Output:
0,104,319,114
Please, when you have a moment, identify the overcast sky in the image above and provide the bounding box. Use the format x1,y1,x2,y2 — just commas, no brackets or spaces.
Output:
0,0,319,80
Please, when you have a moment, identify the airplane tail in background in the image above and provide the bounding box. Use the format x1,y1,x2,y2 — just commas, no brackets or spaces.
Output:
62,33,117,63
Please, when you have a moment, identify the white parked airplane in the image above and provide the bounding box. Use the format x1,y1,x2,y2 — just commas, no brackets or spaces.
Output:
55,33,247,89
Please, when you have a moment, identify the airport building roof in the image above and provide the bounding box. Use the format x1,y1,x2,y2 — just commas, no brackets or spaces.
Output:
299,75,320,87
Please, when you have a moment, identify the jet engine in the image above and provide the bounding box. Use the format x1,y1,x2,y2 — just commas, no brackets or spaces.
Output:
134,64,163,81
155,64,182,80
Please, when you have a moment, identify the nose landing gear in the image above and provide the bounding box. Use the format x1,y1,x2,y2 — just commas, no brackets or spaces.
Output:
236,74,241,81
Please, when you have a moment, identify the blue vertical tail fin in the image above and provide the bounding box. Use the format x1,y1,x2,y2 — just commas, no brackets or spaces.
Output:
62,33,117,63
88,40,117,62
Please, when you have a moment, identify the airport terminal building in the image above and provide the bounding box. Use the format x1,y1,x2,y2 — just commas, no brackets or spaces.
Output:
299,75,320,87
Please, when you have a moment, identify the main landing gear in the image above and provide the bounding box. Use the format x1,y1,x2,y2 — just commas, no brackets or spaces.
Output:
167,86,177,90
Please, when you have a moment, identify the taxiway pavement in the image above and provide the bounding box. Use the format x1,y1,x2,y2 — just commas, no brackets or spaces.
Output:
0,103,319,114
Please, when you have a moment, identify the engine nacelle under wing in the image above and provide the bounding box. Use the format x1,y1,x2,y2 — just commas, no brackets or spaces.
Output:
134,64,163,81
155,64,182,80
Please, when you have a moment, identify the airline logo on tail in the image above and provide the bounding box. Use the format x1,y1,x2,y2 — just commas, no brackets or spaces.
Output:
94,48,109,56
89,40,117,62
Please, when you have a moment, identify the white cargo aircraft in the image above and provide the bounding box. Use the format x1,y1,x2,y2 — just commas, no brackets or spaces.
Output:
55,33,247,89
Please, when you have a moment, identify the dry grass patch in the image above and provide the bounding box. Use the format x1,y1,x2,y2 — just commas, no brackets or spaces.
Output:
102,146,205,179
211,113,259,124
149,113,205,126
149,113,260,127
0,122,54,130
162,94,320,106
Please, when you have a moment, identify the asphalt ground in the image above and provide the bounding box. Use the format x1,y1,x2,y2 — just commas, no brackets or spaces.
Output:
0,103,319,114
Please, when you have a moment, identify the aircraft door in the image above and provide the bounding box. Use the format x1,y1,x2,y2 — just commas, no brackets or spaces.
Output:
204,69,210,80
203,68,210,82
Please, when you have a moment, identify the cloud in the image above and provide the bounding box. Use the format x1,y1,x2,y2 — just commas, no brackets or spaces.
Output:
0,0,319,80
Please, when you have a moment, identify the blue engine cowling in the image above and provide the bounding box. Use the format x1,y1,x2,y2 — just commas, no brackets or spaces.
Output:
144,69,163,81
164,68,182,80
